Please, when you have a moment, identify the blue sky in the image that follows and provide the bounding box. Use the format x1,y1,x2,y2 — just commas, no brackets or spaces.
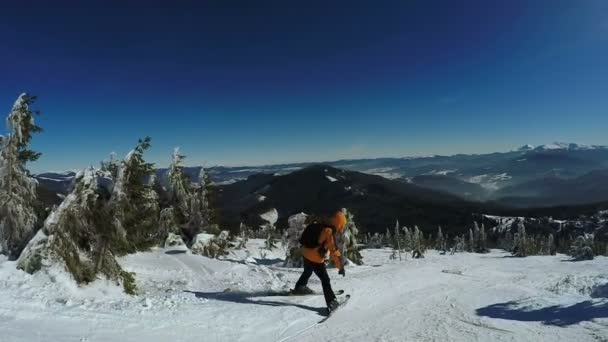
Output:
0,0,607,172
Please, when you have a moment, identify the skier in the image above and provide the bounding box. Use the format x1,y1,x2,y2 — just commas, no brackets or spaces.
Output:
292,211,347,312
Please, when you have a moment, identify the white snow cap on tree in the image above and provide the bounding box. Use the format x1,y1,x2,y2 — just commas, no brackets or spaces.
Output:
260,208,278,230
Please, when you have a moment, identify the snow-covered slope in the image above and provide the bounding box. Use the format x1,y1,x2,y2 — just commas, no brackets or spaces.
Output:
1,240,607,341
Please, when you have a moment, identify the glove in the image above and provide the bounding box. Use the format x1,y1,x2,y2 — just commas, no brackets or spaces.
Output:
338,268,345,277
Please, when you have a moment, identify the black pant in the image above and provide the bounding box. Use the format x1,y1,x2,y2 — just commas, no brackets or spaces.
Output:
295,258,336,306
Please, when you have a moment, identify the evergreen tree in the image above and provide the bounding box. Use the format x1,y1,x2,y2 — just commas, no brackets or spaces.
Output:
0,94,42,259
436,226,446,253
167,147,190,224
478,223,488,253
412,225,424,258
547,233,556,256
402,226,412,252
100,152,120,179
569,235,594,261
513,221,528,257
392,220,402,260
337,209,363,265
468,229,474,252
385,227,392,247
18,168,137,294
112,137,160,253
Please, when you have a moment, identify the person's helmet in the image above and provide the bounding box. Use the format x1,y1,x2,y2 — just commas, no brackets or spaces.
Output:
332,211,347,233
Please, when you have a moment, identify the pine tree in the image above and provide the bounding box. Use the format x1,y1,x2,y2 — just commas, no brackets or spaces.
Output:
167,147,190,224
18,168,137,294
412,225,424,258
402,226,412,252
436,226,446,253
284,213,307,267
468,229,474,252
338,209,363,265
112,137,160,253
393,220,402,260
569,235,594,261
513,221,528,257
478,223,488,253
0,94,42,259
547,233,556,256
385,227,392,247
100,152,120,179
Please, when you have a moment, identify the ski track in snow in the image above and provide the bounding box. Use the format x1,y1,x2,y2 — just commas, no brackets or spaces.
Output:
1,241,607,342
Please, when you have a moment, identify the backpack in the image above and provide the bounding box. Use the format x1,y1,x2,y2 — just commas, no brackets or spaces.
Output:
299,223,334,248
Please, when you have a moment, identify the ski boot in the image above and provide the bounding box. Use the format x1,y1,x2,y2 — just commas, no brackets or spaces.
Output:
291,285,315,295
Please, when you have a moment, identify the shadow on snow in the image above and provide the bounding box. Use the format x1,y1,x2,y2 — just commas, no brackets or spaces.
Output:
476,299,608,327
184,290,327,316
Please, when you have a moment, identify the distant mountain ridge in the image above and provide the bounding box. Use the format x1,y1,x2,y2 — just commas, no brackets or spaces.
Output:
34,142,608,208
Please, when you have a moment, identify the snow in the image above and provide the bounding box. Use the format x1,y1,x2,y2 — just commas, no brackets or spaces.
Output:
518,142,607,152
1,242,607,342
362,167,402,180
326,175,338,182
468,173,512,190
424,169,458,176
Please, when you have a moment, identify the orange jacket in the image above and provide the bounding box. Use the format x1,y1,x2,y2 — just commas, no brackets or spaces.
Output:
302,227,342,269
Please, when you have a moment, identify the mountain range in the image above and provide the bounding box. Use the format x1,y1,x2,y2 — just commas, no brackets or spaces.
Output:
34,142,608,233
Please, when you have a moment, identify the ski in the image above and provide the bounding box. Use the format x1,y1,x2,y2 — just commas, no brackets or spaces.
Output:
318,294,350,323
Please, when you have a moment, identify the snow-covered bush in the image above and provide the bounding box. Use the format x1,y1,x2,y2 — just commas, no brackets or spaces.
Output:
570,235,595,261
368,233,384,248
451,235,465,254
164,232,186,248
284,213,308,267
17,168,136,294
191,231,231,258
0,94,42,260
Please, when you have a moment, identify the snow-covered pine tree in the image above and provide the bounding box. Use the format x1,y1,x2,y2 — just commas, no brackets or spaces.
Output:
167,147,190,225
513,221,528,257
473,222,480,252
0,94,42,259
392,220,402,260
336,209,363,265
468,228,474,252
17,168,137,294
547,233,556,256
478,223,488,253
385,227,392,247
436,226,446,253
412,225,424,258
100,152,120,179
284,212,308,267
402,226,412,252
235,222,249,249
112,137,160,253
569,234,594,261
259,208,278,250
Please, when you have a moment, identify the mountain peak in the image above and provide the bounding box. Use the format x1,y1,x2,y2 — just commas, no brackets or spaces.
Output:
518,142,606,152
